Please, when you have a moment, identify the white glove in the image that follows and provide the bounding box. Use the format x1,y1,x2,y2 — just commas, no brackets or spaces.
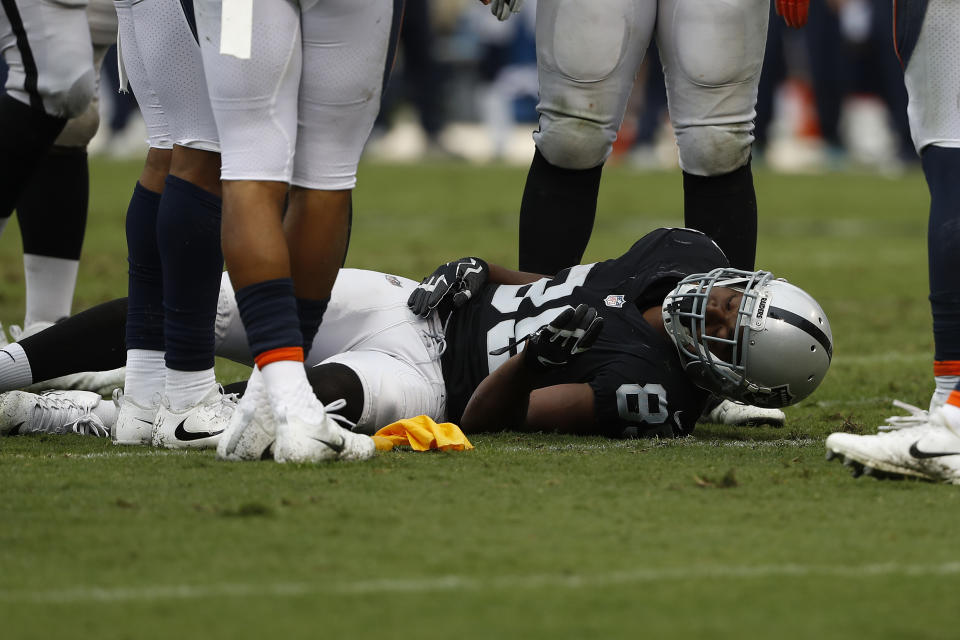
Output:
490,0,524,21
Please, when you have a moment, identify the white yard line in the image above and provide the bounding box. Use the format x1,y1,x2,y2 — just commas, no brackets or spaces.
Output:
4,562,959,604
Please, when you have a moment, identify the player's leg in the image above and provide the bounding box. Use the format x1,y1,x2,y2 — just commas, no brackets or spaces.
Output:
0,0,95,229
898,0,960,418
113,0,174,444
0,298,128,392
519,0,655,274
658,0,768,271
825,0,960,483
13,33,115,336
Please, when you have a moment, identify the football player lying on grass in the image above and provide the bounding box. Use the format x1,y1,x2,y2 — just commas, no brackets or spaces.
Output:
0,228,832,457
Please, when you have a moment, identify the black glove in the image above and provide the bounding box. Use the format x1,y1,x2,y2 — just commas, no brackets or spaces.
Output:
407,257,489,317
524,304,604,370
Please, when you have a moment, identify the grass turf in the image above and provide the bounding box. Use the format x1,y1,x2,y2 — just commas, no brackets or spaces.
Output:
1,158,958,638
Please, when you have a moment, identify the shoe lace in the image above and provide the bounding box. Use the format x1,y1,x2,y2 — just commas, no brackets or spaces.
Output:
322,398,357,431
66,414,109,437
29,392,102,436
878,400,931,432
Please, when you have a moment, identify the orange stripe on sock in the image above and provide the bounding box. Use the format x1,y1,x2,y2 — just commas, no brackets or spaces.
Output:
934,361,960,377
948,390,960,410
254,347,304,368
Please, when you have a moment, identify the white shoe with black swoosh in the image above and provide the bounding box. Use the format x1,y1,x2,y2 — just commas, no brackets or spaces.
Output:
825,407,960,484
152,386,237,450
112,389,159,446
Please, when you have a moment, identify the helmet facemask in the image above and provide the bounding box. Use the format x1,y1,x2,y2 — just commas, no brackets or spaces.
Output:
662,268,775,404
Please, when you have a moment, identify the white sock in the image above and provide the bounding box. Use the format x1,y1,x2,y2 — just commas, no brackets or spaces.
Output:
164,367,217,412
123,349,165,407
932,375,960,411
23,254,79,328
261,360,315,418
941,403,960,434
0,343,33,390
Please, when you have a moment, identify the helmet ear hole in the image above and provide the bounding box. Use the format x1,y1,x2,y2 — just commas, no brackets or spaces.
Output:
810,345,816,352
807,374,815,382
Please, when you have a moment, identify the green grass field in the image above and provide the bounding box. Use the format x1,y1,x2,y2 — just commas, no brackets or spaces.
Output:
1,158,959,639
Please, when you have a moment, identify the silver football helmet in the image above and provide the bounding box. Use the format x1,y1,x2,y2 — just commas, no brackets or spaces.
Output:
661,268,833,408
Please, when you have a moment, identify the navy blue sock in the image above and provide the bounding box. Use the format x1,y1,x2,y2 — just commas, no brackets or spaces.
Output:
156,175,224,371
125,182,165,351
297,296,329,360
235,278,302,361
923,146,960,361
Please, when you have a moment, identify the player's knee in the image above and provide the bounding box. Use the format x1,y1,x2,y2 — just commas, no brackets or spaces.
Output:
43,69,96,119
54,99,101,148
676,125,753,176
535,117,614,170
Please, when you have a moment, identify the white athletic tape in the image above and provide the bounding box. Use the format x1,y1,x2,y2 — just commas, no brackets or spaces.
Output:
4,562,960,603
220,0,252,60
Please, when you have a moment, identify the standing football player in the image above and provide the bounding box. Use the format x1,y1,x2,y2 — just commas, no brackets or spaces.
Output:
825,0,960,484
192,0,402,463
0,0,112,338
106,0,235,449
480,0,808,275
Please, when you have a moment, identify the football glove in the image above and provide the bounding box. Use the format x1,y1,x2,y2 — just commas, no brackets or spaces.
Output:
524,304,604,370
490,0,524,21
775,0,809,28
407,257,490,317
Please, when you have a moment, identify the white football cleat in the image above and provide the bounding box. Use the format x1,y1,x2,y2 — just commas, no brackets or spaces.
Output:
825,408,960,484
0,390,108,437
112,389,158,446
152,386,237,450
271,383,375,464
702,398,785,427
217,371,277,461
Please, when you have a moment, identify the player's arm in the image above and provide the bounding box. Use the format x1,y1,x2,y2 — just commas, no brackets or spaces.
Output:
488,263,545,285
461,351,595,433
461,304,604,433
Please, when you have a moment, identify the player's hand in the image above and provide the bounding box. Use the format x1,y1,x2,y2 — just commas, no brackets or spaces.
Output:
480,0,524,21
407,257,490,317
775,0,810,28
524,304,604,370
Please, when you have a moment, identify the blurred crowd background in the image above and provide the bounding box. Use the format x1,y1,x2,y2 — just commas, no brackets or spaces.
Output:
80,0,914,174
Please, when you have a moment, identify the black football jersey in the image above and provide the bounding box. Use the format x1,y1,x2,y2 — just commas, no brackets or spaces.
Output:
441,228,729,437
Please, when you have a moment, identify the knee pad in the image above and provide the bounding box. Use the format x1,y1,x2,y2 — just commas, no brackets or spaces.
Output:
676,124,753,176
535,118,614,170
54,97,101,148
44,68,97,120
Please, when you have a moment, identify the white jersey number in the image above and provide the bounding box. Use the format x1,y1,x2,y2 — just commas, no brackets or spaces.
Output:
486,264,594,372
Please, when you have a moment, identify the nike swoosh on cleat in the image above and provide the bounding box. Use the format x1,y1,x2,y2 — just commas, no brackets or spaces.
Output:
174,419,224,441
312,436,344,454
909,442,960,459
